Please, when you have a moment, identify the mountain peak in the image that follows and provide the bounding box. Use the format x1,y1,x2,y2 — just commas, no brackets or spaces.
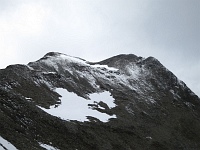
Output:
40,52,86,62
28,52,88,72
1,52,200,150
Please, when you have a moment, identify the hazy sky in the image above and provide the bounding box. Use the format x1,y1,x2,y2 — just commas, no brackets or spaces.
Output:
0,0,199,96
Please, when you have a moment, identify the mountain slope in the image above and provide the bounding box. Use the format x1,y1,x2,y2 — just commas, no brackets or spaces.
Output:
0,52,200,150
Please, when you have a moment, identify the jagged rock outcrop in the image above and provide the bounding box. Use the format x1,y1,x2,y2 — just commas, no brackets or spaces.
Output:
0,52,200,150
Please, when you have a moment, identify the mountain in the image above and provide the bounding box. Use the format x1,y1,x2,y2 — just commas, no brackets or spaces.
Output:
0,52,200,150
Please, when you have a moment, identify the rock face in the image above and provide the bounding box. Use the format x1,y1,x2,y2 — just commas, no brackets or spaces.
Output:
0,52,200,150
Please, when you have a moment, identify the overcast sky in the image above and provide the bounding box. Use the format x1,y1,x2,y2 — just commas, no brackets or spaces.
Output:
0,0,199,96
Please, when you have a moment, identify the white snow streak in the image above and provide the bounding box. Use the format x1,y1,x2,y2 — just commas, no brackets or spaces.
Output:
91,64,119,71
0,136,18,150
39,143,59,150
40,53,119,72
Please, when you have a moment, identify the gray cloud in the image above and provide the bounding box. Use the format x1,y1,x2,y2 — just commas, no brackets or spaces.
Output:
0,0,199,96
144,0,200,55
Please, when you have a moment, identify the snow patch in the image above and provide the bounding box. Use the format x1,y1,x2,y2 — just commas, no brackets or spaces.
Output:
42,72,57,75
0,136,18,150
26,65,34,70
91,64,118,71
125,64,141,79
38,88,116,122
89,92,116,108
59,54,87,65
146,136,152,140
25,97,32,102
39,143,59,150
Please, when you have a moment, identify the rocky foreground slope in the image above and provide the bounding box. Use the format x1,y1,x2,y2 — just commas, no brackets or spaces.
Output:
0,52,200,150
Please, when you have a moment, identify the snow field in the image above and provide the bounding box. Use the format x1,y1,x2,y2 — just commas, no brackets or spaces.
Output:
39,88,116,122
